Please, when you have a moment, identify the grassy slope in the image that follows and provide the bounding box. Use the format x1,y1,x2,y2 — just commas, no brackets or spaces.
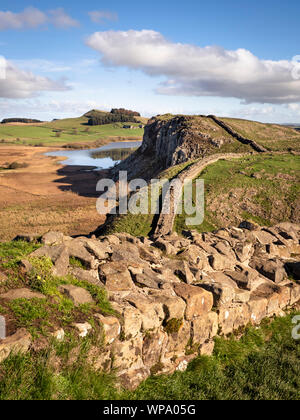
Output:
175,153,300,234
222,117,300,151
0,114,144,147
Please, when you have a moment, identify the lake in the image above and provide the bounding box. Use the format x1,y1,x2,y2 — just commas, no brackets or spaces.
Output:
45,141,141,169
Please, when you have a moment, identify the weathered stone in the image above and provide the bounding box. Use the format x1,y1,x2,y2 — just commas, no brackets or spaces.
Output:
290,282,300,305
154,239,177,255
19,259,33,273
252,230,277,245
165,320,191,355
112,335,144,372
95,314,120,344
225,266,258,290
199,340,215,356
267,243,290,259
192,312,218,344
209,253,235,271
164,260,195,284
142,329,168,369
234,242,253,263
41,231,64,246
177,245,210,270
72,322,92,338
147,290,186,321
58,284,94,306
218,307,236,335
81,239,111,260
31,244,69,277
99,262,135,292
110,302,142,339
199,281,236,308
111,243,143,264
173,283,213,320
69,267,101,286
214,241,237,261
0,288,45,301
250,258,287,283
234,288,251,303
247,296,268,324
233,304,250,330
68,241,97,270
0,328,31,363
125,294,164,330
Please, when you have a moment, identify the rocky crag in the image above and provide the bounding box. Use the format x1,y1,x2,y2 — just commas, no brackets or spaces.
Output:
1,222,299,389
112,114,266,181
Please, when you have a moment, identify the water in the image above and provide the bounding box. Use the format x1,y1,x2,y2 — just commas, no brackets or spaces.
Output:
45,141,141,170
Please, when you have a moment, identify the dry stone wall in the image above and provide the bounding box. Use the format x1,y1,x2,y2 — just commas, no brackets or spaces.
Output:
0,222,299,389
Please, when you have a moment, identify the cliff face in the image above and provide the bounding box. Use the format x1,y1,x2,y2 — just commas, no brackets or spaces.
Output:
112,115,234,180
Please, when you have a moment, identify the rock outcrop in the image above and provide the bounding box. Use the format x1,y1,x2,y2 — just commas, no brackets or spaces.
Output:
1,222,299,389
112,115,237,180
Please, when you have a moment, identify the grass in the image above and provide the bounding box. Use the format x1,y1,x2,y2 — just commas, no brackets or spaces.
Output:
104,153,300,237
0,311,299,400
0,240,41,269
222,117,300,151
174,153,300,234
0,117,144,147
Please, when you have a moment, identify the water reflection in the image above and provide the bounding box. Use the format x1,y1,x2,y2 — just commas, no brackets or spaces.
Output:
45,141,141,170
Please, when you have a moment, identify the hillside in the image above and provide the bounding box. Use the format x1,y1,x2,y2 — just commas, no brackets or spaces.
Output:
101,114,300,237
0,110,146,147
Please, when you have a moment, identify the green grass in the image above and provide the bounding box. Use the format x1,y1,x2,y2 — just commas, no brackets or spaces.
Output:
175,153,300,234
222,117,300,151
0,240,41,269
0,118,144,146
0,311,299,400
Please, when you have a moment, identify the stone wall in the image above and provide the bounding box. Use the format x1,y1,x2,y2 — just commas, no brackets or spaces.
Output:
1,222,299,389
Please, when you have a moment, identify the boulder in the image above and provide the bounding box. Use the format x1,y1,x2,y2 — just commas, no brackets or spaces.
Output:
284,262,300,281
69,267,101,286
41,231,64,246
250,258,287,283
0,328,31,363
95,314,121,344
0,288,45,301
192,312,218,344
72,322,92,338
209,253,236,271
31,244,69,277
68,241,97,270
58,285,94,306
99,262,135,292
233,242,253,263
110,301,142,339
125,294,164,330
252,230,277,245
147,290,186,321
142,329,168,369
247,296,268,324
173,283,213,320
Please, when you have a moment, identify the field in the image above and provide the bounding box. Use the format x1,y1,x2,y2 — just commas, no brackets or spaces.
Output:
0,115,144,147
0,145,106,241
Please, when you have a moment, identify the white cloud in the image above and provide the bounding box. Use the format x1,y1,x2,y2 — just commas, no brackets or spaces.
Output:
88,10,118,24
0,58,70,98
49,8,80,28
0,7,79,30
86,29,300,105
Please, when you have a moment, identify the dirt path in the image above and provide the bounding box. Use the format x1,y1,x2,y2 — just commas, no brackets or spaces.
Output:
0,145,106,241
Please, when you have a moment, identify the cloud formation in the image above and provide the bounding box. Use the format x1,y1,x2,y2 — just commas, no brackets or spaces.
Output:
0,58,70,98
86,30,300,104
0,7,79,30
88,10,118,24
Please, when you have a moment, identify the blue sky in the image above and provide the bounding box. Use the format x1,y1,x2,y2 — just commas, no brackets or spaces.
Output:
0,0,300,122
